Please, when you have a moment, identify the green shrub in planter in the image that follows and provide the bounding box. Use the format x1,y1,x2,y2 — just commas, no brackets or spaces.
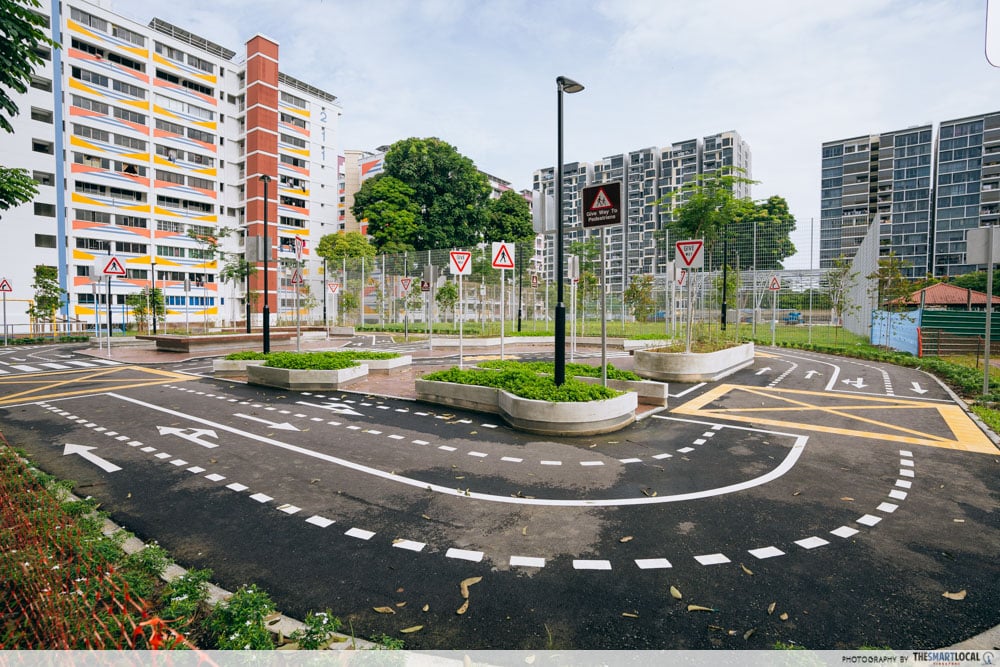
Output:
423,366,620,402
263,351,360,370
478,359,641,382
224,350,269,361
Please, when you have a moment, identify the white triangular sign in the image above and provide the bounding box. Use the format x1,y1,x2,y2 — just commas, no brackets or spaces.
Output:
0,278,11,292
401,277,412,291
675,240,704,268
450,250,472,275
768,275,781,291
290,268,303,285
327,282,340,294
102,256,127,276
590,188,612,210
491,242,515,269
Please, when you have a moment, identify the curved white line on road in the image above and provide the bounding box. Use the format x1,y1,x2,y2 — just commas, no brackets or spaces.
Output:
108,392,808,508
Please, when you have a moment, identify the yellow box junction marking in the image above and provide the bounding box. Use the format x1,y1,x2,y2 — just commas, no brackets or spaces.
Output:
672,384,997,454
0,365,192,406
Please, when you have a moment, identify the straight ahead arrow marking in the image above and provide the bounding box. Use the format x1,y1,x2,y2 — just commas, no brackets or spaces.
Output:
910,382,928,395
63,443,121,473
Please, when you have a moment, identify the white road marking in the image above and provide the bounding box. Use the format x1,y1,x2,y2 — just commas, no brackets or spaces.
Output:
277,504,301,514
748,546,785,559
501,456,523,463
305,515,334,528
619,458,642,464
693,439,706,445
140,446,156,453
249,493,273,503
795,536,829,550
438,445,456,452
481,424,498,429
573,560,612,570
580,461,604,467
186,466,206,474
445,548,483,562
669,382,706,398
108,393,809,508
677,447,694,454
40,362,70,370
388,434,405,440
346,528,375,540
830,526,859,538
856,515,882,526
652,453,672,460
900,469,915,478
888,490,908,501
412,440,429,446
128,441,142,447
468,451,487,458
205,474,226,482
510,556,545,568
895,479,912,489
62,444,121,473
154,453,171,460
899,450,913,458
540,460,562,466
226,483,249,492
11,365,40,372
694,553,731,566
634,558,672,569
169,459,188,467
900,459,914,467
876,502,898,513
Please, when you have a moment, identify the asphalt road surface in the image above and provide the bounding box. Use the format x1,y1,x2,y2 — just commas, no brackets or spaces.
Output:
1,343,997,650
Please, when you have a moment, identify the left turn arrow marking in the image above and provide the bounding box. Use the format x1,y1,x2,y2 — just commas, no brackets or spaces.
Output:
63,443,121,473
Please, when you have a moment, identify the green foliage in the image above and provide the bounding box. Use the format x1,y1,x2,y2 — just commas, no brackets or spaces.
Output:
26,265,66,326
624,274,657,321
263,350,399,370
423,365,621,402
712,267,740,309
478,359,641,381
224,350,268,360
124,287,164,333
161,568,213,629
484,189,534,243
120,543,172,599
0,0,57,134
370,633,405,650
205,584,276,650
435,280,459,321
665,167,757,253
949,269,1000,293
290,610,342,650
354,137,490,251
0,166,38,211
316,231,377,264
868,252,912,309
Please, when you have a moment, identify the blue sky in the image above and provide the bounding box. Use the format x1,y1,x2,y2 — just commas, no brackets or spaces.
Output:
122,0,1000,268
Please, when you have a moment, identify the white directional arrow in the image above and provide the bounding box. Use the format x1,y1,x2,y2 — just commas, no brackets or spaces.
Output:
296,400,363,416
755,367,771,375
63,443,121,473
804,370,820,379
156,426,219,448
842,378,867,389
910,381,928,395
234,413,300,431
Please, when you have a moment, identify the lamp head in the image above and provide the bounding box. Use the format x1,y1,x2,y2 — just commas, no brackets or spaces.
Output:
557,76,584,94
258,174,272,183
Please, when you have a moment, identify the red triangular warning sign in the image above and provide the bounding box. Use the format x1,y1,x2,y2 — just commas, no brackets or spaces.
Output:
0,278,11,292
492,244,515,269
589,188,613,210
768,275,782,291
401,278,412,291
327,282,340,294
102,257,127,276
675,240,704,268
450,250,472,275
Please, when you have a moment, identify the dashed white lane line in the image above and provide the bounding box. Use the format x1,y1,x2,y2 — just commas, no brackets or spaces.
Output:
896,479,912,489
795,536,829,550
857,515,882,527
876,502,898,513
154,453,171,460
540,460,562,466
40,362,71,370
11,364,41,372
412,439,429,446
277,504,302,515
169,459,188,467
900,450,913,457
899,469,915,478
693,439,706,445
249,493,273,503
888,490,907,501
634,558,673,569
573,559,612,570
226,483,249,492
619,458,642,464
346,528,375,540
652,453,672,460
446,548,484,562
830,526,859,539
305,515,335,528
677,447,695,454
694,553,731,566
205,473,226,482
501,456,523,463
748,546,785,559
186,466,206,474
468,451,488,458
438,445,457,452
510,556,546,568
900,459,914,467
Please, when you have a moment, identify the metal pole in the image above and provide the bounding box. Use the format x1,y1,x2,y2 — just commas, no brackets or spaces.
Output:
721,233,728,331
808,216,814,344
500,267,505,360
323,258,329,340
459,274,464,369
2,291,6,346
985,225,994,396
295,267,301,352
245,255,252,333
771,287,777,347
600,227,607,387
149,259,156,335
555,81,566,385
261,174,271,354
360,256,365,329
570,279,576,361
404,253,409,341
685,269,693,353
517,241,523,332
106,273,112,357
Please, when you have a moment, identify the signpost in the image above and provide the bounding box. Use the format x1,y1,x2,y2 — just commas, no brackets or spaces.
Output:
966,226,999,393
768,274,782,347
450,250,472,369
290,267,304,351
0,278,11,346
492,242,515,360
568,255,579,360
100,256,126,356
582,181,623,386
675,240,704,353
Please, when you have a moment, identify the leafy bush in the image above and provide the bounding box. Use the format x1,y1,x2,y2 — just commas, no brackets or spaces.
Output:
120,542,172,598
263,350,400,370
423,366,621,402
224,350,268,361
290,609,342,650
205,584,276,650
478,359,641,381
161,568,213,630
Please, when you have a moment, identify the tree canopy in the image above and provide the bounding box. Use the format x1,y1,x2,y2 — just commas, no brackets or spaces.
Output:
483,190,533,244
352,137,491,252
315,231,376,264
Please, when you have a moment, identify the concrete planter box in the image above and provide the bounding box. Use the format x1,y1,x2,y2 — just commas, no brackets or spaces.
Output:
414,379,500,414
634,342,754,382
497,390,637,436
247,363,368,391
575,375,668,406
136,333,294,353
212,358,266,376
363,355,411,374
414,378,636,435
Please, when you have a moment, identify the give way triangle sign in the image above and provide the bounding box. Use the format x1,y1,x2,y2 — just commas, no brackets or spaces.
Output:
675,240,704,269
449,250,472,276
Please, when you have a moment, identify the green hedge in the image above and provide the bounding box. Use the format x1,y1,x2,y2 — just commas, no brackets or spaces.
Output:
261,350,400,370
477,359,642,381
422,366,621,402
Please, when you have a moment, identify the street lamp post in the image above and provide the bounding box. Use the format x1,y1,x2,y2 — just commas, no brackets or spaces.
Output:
554,75,584,386
150,257,157,334
260,174,272,353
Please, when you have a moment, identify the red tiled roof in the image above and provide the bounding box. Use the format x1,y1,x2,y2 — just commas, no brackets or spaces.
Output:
889,282,1000,306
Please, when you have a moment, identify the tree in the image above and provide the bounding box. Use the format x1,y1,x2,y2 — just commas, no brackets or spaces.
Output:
868,253,912,310
483,190,533,244
26,265,65,336
125,287,164,332
665,168,757,254
951,269,1000,293
435,280,459,323
352,137,490,252
713,266,741,309
624,274,656,321
825,255,858,327
739,196,797,270
1,0,58,214
316,231,376,265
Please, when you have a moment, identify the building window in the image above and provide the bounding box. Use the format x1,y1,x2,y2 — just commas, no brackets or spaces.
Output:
188,176,213,190
72,97,109,116
115,242,147,254
111,24,145,47
112,79,146,99
187,127,213,144
156,246,185,258
33,171,55,186
34,203,55,217
280,91,306,108
155,119,184,136
30,107,53,123
76,209,111,224
70,8,107,32
32,139,53,154
116,215,147,228
77,238,111,251
113,106,146,125
34,234,57,248
155,169,185,185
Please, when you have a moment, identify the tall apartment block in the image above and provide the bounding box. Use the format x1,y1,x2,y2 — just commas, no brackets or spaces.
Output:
821,112,1000,279
531,131,751,291
0,0,341,329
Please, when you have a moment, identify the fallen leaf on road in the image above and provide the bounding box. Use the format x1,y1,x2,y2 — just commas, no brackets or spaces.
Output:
943,590,967,600
741,563,753,576
395,602,407,608
767,602,776,615
687,605,715,612
522,527,528,536
792,490,801,496
460,576,482,599
840,497,854,502
621,612,638,618
780,612,789,621
373,607,396,615
421,514,431,520
422,604,429,612
400,625,423,634
619,536,633,543
670,586,683,600
456,599,469,615
743,628,756,640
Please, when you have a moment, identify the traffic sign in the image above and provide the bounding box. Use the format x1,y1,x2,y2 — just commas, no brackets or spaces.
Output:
0,278,11,293
582,181,622,228
531,274,538,288
290,268,304,285
327,282,340,294
491,241,515,269
400,277,412,291
293,236,305,260
449,250,472,276
767,275,782,291
675,240,704,269
101,256,127,276
420,280,431,292
677,269,687,287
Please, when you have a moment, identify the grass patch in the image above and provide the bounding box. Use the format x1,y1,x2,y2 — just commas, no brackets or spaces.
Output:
423,365,621,402
477,359,642,381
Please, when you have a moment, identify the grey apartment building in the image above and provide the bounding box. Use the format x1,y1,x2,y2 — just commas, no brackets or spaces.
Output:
820,112,1000,279
532,131,751,292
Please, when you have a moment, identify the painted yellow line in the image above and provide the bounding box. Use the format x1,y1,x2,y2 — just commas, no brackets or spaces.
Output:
672,384,998,454
0,366,192,406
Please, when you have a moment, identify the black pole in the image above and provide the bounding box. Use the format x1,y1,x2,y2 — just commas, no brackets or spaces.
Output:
261,175,271,353
245,256,251,333
517,240,523,332
322,257,327,330
106,249,112,335
721,233,728,331
555,83,566,385
151,260,157,335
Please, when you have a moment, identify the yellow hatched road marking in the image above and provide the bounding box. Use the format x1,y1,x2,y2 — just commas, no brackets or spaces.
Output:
672,384,997,454
0,365,192,406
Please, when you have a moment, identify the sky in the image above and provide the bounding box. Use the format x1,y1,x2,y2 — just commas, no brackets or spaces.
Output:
115,0,1000,269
